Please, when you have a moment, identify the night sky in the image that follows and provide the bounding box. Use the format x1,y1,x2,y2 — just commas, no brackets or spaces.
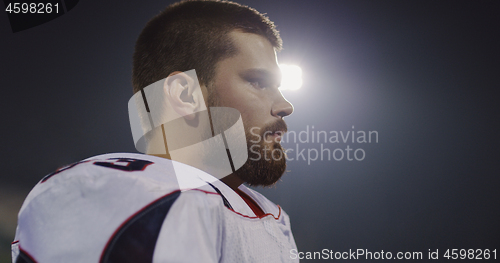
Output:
1,0,499,262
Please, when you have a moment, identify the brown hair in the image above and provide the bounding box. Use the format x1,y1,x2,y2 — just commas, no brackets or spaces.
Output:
132,0,282,94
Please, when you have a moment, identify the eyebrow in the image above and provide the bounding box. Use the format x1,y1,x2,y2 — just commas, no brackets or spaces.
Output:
240,68,282,87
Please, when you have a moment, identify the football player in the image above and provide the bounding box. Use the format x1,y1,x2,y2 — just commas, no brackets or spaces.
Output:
12,1,296,262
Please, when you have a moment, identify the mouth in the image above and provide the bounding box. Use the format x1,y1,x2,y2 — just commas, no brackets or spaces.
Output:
266,130,285,142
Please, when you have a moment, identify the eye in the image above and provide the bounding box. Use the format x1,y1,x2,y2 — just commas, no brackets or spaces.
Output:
250,81,264,89
248,78,267,90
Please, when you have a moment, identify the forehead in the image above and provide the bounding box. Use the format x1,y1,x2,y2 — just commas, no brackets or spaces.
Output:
216,30,281,79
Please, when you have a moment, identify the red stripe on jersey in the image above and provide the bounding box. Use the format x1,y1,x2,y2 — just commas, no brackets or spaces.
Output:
192,188,282,220
235,188,266,217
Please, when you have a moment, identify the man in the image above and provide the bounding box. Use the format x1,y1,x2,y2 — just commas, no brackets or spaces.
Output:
12,1,297,262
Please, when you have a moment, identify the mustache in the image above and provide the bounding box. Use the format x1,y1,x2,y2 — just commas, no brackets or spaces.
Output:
261,119,288,135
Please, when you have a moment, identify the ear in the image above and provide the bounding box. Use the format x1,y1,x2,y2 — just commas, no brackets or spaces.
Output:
164,71,205,120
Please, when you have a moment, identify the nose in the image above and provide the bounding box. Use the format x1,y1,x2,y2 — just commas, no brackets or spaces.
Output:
271,91,294,118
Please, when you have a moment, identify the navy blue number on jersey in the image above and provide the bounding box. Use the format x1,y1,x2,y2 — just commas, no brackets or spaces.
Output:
41,158,153,183
94,158,153,172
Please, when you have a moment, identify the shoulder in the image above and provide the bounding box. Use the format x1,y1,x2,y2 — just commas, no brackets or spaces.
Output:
17,152,230,231
20,151,230,214
21,153,178,207
14,153,227,262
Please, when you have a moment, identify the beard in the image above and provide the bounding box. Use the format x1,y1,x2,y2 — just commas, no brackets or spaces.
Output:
207,88,288,187
235,120,288,187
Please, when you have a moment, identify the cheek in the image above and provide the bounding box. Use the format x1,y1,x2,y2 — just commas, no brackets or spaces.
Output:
240,105,269,133
220,90,267,119
213,77,271,126
240,109,257,131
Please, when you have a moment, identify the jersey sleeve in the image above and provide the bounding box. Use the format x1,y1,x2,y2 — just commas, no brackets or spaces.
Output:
152,190,223,262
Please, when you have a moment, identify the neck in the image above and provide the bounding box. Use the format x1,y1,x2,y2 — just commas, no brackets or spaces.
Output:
220,174,244,191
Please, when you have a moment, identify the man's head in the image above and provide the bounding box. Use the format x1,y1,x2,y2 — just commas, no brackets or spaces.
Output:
132,0,282,93
133,0,293,187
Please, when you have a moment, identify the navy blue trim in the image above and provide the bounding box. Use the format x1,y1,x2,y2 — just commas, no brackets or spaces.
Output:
207,182,233,210
100,191,181,263
15,250,36,263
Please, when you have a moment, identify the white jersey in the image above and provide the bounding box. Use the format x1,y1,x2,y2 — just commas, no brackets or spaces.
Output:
11,153,298,263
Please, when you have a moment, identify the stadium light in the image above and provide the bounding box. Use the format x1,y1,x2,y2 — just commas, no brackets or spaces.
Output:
279,64,303,90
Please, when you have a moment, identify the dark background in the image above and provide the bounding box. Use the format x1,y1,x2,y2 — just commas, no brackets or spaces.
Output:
1,0,499,262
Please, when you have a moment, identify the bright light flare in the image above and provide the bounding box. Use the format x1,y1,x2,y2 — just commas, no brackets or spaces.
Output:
279,64,302,90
